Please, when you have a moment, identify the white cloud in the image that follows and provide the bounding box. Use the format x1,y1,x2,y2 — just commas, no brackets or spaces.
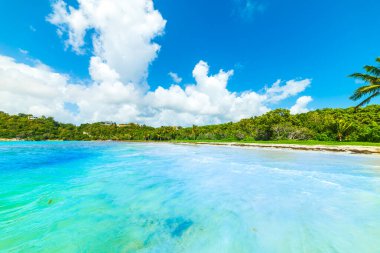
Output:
265,79,311,103
144,61,268,126
47,0,166,84
0,0,313,127
168,72,182,84
0,56,73,121
0,55,311,126
0,55,144,124
144,61,311,126
290,96,313,114
89,56,120,83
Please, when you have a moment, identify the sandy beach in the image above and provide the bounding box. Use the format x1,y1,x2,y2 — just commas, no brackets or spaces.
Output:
177,141,380,155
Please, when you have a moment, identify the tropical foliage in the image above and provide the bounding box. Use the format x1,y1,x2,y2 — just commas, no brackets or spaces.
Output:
350,57,380,108
1,105,380,142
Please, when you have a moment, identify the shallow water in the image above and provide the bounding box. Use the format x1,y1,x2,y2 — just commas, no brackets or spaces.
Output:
0,141,380,253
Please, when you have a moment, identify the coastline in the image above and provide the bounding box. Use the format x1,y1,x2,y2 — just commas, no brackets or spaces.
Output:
0,138,20,141
1,138,380,155
175,141,380,155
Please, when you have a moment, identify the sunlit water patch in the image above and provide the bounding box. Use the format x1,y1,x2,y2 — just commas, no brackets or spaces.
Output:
1,141,380,252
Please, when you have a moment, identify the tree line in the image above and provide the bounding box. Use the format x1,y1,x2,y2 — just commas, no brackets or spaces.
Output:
1,105,380,142
0,57,379,142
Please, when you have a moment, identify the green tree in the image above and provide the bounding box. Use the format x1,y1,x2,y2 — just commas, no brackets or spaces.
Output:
334,119,353,142
350,57,380,108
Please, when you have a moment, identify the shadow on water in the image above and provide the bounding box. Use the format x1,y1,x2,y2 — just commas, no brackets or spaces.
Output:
165,217,194,238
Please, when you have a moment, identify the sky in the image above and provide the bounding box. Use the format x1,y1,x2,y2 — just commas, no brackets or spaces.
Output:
0,0,379,126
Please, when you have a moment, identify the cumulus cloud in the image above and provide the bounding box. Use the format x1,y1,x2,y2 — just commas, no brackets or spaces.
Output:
145,61,269,125
290,96,313,114
0,55,144,123
265,79,311,103
0,55,311,126
47,0,166,84
168,72,182,84
0,0,313,126
0,56,73,121
141,64,310,125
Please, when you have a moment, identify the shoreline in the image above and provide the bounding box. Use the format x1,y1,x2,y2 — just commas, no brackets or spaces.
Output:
0,138,21,141
1,138,380,155
175,141,380,155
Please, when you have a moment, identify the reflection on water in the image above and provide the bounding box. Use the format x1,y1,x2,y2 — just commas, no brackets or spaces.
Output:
0,141,380,253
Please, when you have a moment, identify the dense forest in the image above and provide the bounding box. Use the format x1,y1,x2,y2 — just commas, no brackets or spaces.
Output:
1,105,380,142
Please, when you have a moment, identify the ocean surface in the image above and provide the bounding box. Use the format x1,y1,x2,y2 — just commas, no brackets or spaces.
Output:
0,141,380,253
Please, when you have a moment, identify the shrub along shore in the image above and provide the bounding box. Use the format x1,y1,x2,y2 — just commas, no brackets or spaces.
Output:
1,105,380,144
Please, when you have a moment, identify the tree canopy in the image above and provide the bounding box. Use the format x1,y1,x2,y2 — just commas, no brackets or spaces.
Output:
1,105,380,142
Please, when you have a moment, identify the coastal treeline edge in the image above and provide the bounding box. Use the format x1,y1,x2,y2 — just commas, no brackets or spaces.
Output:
1,105,380,142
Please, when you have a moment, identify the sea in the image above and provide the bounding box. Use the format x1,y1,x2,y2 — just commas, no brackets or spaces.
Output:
1,141,380,252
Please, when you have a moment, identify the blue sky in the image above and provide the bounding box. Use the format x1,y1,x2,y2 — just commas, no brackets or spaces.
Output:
0,0,379,125
152,0,380,108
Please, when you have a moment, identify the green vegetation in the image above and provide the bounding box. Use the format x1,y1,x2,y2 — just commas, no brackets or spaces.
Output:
1,105,380,144
350,57,380,108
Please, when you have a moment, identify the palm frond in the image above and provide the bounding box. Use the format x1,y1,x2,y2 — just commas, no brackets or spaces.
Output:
350,84,380,101
349,58,380,108
350,89,365,101
356,84,380,94
359,84,380,93
349,73,379,83
354,92,380,108
364,65,380,76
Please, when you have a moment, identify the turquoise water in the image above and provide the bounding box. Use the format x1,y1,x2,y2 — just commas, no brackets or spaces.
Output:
1,142,380,253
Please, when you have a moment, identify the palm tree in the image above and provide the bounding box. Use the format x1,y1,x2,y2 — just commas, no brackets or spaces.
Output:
335,119,353,141
350,57,380,108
